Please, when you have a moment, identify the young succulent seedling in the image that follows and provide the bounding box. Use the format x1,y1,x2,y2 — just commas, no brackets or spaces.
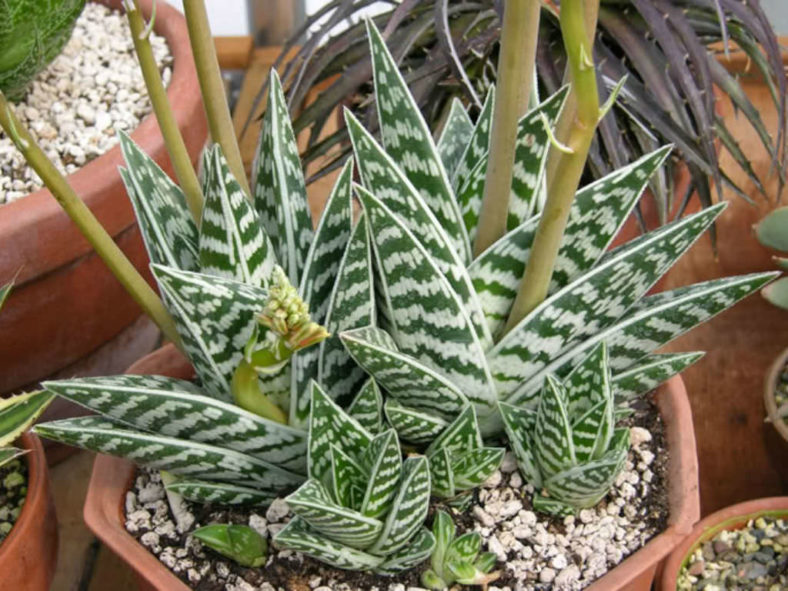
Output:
192,524,267,568
421,510,499,590
755,207,788,310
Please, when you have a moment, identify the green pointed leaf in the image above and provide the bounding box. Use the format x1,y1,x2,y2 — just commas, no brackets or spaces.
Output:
437,98,473,178
367,19,469,262
151,265,267,399
317,214,377,408
612,352,704,401
347,379,383,434
376,527,435,574
341,326,467,421
431,510,456,571
287,478,384,549
329,445,367,510
384,399,448,445
274,516,384,570
446,532,481,565
452,88,494,192
451,447,505,490
429,447,455,499
43,375,306,472
755,206,788,252
193,524,267,568
360,429,402,520
118,132,199,271
199,146,276,287
571,398,613,463
0,391,53,447
34,416,303,492
763,276,788,310
426,405,483,459
563,342,611,420
475,552,497,573
166,480,276,506
0,281,11,312
535,376,576,479
0,447,25,470
498,402,541,489
252,69,313,286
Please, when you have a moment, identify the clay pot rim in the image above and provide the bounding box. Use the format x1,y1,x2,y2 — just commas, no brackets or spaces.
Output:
84,344,700,591
764,347,788,443
0,0,199,285
0,432,48,561
657,496,788,590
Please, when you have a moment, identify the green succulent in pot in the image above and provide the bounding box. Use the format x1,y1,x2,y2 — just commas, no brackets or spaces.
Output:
755,206,788,311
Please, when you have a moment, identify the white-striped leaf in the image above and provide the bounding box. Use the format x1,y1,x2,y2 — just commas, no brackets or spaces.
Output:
166,480,276,506
437,98,473,178
340,326,467,421
429,447,455,498
42,375,307,472
445,532,481,564
384,399,448,445
571,398,614,463
534,376,576,479
563,342,611,420
199,146,276,287
329,444,367,510
0,390,53,447
612,352,704,401
0,448,25,469
360,429,401,520
498,402,541,488
252,69,313,286
34,416,303,492
452,88,494,192
367,19,469,263
450,447,505,490
151,265,267,399
376,527,435,574
118,131,198,271
347,379,383,435
425,405,483,458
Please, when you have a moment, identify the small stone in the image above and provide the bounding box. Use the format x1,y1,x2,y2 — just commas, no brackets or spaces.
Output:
713,540,732,555
539,568,556,583
76,103,96,124
740,561,768,580
499,452,518,473
550,554,568,570
688,560,705,576
579,509,595,524
266,498,290,523
483,470,502,488
473,506,495,528
629,427,652,446
509,472,523,488
554,564,581,586
487,535,507,562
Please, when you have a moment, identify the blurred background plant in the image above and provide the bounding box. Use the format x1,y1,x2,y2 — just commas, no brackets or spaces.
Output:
249,0,786,232
0,0,86,101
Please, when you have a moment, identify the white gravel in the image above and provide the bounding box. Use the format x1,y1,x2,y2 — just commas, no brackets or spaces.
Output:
0,3,172,205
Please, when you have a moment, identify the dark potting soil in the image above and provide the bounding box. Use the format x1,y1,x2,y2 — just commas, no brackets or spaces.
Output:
0,458,28,546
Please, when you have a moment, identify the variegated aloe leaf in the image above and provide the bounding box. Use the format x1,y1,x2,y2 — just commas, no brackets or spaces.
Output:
274,516,384,570
498,402,541,488
0,281,11,311
166,480,276,506
425,405,483,458
0,447,25,469
329,444,367,510
118,131,198,271
437,98,473,178
376,527,435,574
612,352,704,401
317,214,376,406
346,120,491,347
252,69,313,286
151,264,267,400
450,447,505,490
199,146,276,287
359,430,401,520
452,88,494,192
307,382,372,486
563,342,611,420
290,159,355,424
347,379,383,434
534,376,576,480
0,390,53,447
572,397,614,464
287,478,384,549
340,326,467,421
429,447,455,498
489,203,726,406
356,188,497,412
366,19,469,263
384,399,448,445
42,375,306,472
34,416,303,492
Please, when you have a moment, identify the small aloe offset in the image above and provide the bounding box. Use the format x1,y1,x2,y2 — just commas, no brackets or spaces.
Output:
192,524,267,568
755,206,788,310
273,383,434,573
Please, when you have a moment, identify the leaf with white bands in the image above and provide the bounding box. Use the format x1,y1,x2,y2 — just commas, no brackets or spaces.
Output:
118,132,198,272
489,203,726,405
498,402,541,488
384,399,448,445
356,189,497,414
0,391,53,447
330,445,367,510
426,405,483,458
571,398,614,463
274,516,384,571
377,527,435,574
151,265,267,400
340,326,467,421
252,69,313,286
346,118,491,347
450,447,505,489
360,430,401,520
367,20,469,263
452,87,494,192
42,375,307,472
612,352,704,401
199,146,276,287
534,376,576,479
166,480,276,506
287,479,383,548
437,98,473,178
429,447,455,498
347,379,383,435
0,448,25,469
34,417,303,492
291,159,355,424
563,342,610,421
316,214,376,409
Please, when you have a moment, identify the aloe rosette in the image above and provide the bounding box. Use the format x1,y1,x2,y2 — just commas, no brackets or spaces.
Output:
336,20,777,508
33,72,376,506
273,383,435,573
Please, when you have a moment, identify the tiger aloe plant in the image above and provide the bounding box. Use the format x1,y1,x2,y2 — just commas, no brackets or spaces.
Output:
755,207,788,311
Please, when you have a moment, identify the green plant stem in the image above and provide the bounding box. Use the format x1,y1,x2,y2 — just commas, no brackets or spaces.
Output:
472,0,541,257
0,92,183,350
127,0,204,224
503,0,601,334
182,0,251,197
231,359,288,424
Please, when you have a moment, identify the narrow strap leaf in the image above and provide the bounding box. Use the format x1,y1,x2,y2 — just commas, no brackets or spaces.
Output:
437,98,473,178
0,447,25,470
450,447,505,490
452,87,494,192
563,342,611,420
425,405,483,458
428,447,455,499
612,352,704,401
535,376,576,479
347,379,383,435
384,399,448,445
571,398,614,463
0,391,53,447
360,430,402,520
166,480,276,506
498,402,542,489
329,445,368,510
376,527,435,574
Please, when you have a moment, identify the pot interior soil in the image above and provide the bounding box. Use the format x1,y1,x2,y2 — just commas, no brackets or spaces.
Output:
123,395,669,591
0,457,27,545
771,357,788,428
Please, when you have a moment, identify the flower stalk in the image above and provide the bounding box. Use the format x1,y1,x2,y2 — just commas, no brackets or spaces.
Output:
0,92,183,350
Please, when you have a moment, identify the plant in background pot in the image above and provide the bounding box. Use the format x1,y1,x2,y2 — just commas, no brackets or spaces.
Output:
0,0,781,590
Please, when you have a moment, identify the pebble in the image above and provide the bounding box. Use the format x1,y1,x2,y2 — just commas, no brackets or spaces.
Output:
265,499,290,523
0,3,172,204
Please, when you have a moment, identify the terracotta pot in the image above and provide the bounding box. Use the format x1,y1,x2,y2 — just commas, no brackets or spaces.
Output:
83,344,699,591
0,433,58,590
655,496,788,590
0,0,208,395
763,348,788,489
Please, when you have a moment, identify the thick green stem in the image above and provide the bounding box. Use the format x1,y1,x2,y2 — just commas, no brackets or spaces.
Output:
231,359,288,424
182,0,251,197
472,0,541,257
504,0,601,334
0,92,183,349
127,0,204,223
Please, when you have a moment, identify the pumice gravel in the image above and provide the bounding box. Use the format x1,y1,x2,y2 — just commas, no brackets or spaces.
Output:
0,458,27,545
0,2,171,205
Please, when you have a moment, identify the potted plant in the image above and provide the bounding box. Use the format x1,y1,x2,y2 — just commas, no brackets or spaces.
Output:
0,282,57,591
0,0,207,398
657,497,788,590
1,0,778,589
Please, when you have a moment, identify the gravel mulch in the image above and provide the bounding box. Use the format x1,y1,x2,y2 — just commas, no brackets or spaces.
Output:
0,458,28,545
0,3,172,205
